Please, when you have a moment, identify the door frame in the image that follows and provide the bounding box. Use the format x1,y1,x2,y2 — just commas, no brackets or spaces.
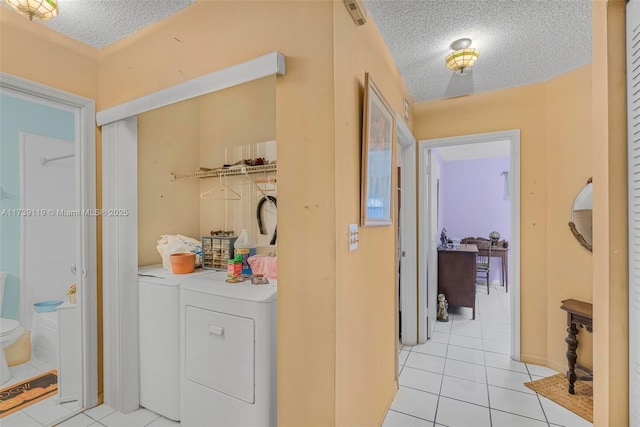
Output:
396,116,418,345
421,151,440,342
0,72,98,408
418,129,521,359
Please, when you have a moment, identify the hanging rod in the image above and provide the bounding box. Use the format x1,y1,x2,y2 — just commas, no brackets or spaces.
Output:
171,163,277,181
41,153,75,165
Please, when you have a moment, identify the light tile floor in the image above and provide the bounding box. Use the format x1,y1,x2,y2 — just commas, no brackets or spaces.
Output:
383,283,592,427
2,357,85,427
4,284,591,427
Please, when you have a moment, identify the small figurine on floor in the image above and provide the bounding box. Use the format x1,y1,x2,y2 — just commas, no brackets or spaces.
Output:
437,293,449,322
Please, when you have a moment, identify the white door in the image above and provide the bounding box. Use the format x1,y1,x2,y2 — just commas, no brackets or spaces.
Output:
627,0,640,423
21,134,76,331
425,150,440,339
21,133,82,404
397,117,418,345
417,147,440,342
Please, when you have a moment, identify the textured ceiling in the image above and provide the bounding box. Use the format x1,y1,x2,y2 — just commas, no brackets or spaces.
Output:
364,0,592,102
14,0,196,49
4,0,591,102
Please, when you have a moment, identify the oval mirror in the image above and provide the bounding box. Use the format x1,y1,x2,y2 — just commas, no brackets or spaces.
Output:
568,178,593,252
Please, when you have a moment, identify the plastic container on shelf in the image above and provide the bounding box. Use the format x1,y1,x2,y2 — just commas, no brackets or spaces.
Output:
34,300,63,313
234,229,256,276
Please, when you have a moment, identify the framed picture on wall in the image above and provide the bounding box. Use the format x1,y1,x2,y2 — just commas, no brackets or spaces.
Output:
361,72,395,227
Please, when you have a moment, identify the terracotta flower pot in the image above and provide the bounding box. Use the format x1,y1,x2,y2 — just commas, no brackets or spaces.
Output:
170,252,196,274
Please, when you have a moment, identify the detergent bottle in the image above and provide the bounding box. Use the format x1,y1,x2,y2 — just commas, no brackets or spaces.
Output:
234,229,256,276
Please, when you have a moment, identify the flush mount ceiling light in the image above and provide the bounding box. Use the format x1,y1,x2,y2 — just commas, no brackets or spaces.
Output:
4,0,59,21
445,38,479,75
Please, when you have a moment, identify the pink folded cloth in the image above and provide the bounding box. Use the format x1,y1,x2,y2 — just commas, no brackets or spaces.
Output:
247,255,277,279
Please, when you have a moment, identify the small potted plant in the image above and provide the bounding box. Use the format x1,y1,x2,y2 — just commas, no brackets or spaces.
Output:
67,283,77,304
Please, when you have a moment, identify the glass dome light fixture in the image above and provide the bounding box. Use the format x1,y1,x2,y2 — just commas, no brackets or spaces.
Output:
445,38,479,75
4,0,59,21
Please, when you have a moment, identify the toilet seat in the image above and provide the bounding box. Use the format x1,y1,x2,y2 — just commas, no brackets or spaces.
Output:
0,318,22,342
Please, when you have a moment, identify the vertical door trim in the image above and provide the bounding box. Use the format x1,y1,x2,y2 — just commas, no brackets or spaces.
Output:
627,0,640,424
396,116,418,345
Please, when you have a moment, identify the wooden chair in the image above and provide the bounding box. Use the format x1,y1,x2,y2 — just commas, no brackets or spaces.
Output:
475,239,492,294
460,237,492,294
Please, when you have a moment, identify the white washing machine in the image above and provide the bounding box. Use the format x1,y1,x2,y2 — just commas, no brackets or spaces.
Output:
138,265,219,421
180,272,277,427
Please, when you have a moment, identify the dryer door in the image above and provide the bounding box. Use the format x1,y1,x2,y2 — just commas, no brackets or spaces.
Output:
185,306,255,403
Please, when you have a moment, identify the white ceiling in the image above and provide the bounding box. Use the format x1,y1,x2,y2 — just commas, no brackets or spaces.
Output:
2,0,196,49
364,0,592,102
4,0,592,103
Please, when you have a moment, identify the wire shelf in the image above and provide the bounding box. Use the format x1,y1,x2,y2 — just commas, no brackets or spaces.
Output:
171,163,277,181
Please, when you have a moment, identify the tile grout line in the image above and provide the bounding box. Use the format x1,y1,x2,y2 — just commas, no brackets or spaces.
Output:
525,363,553,426
431,308,455,426
477,290,495,427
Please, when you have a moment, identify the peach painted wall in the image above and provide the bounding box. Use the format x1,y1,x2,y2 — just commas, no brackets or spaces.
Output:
544,66,594,372
137,99,201,266
98,2,337,424
332,3,414,425
591,1,628,425
101,2,415,423
136,77,276,266
197,76,276,243
414,65,598,374
0,9,99,99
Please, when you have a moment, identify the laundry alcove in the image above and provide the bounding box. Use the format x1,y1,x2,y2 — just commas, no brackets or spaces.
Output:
97,52,285,413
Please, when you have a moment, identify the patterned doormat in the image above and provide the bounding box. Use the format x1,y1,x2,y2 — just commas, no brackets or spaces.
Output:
524,373,592,423
0,370,58,418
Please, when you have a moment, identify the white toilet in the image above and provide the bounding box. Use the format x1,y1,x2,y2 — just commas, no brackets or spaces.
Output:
0,271,24,385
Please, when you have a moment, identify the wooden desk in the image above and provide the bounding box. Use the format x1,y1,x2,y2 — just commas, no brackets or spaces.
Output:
560,299,593,394
438,244,478,319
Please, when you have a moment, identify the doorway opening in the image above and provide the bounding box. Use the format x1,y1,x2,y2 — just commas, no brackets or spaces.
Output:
0,73,98,422
418,130,521,359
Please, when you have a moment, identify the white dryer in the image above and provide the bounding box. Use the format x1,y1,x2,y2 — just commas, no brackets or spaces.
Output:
180,272,277,427
138,265,218,421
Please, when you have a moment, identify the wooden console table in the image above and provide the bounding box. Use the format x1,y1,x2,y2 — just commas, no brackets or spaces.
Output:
560,299,593,394
438,244,478,319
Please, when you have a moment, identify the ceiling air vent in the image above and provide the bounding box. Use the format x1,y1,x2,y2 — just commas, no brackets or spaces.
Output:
344,0,367,26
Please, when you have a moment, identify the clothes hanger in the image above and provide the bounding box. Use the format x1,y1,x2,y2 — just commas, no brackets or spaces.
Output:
200,175,241,200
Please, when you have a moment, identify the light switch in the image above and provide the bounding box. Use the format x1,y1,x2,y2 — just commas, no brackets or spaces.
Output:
348,223,359,252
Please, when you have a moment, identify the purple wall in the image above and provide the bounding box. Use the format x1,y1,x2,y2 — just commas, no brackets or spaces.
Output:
441,156,510,241
441,156,510,283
